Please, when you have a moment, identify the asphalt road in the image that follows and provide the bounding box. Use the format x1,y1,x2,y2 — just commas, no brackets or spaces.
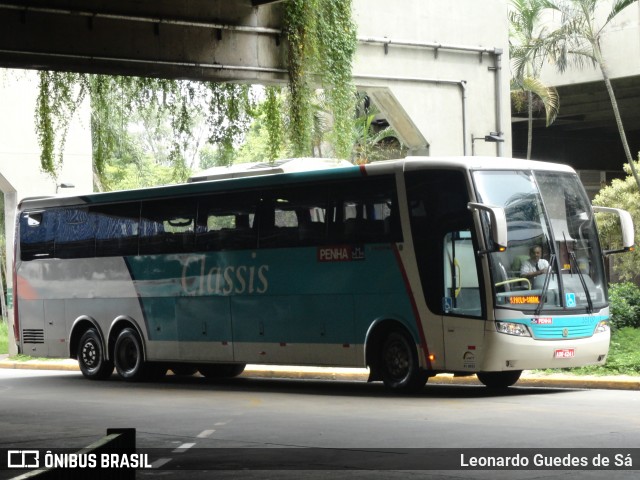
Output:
0,368,639,479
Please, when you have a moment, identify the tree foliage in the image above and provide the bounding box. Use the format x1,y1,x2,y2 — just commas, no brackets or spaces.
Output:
608,282,640,330
593,159,640,281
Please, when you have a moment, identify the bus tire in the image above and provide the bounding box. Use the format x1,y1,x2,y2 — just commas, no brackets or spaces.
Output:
380,330,428,393
113,328,154,382
77,329,113,380
199,363,246,379
477,370,522,389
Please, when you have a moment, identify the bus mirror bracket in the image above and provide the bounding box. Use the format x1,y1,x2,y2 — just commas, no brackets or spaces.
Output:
592,206,635,255
467,202,508,253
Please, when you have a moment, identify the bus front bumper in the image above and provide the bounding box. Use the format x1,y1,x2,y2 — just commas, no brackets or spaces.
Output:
479,330,610,372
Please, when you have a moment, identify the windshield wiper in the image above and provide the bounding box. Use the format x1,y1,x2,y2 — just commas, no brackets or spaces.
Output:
535,253,555,316
564,233,593,314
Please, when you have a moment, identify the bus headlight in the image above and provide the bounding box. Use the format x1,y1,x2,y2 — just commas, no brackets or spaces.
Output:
495,321,531,337
595,320,610,334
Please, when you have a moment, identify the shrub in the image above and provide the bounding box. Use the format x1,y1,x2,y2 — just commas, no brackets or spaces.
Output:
608,282,640,330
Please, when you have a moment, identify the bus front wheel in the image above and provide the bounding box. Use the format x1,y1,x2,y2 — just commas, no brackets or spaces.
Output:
477,370,522,388
380,330,428,393
114,328,166,381
77,329,113,380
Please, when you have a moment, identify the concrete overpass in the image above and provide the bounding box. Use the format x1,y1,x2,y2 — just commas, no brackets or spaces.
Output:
0,0,511,158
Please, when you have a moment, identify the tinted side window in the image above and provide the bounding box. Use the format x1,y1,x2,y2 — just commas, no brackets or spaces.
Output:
140,198,197,254
196,191,258,251
329,176,402,244
20,210,57,260
92,203,140,257
258,184,329,248
55,208,96,259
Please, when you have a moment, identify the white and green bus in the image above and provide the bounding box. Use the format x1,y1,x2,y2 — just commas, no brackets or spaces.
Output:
13,157,634,391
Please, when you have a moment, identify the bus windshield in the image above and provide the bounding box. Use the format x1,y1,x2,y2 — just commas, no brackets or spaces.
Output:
473,170,607,313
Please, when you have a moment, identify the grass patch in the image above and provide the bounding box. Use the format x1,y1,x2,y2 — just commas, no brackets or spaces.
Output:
0,320,8,355
8,353,57,362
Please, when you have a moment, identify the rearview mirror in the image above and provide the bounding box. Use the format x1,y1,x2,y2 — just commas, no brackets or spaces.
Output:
592,206,635,254
467,202,508,252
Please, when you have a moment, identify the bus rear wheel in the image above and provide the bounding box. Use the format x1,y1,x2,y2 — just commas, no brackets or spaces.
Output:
77,328,113,380
114,328,166,382
380,330,428,393
477,370,522,389
199,363,246,379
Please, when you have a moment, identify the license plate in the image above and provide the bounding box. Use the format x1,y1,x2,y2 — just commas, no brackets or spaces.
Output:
554,348,575,359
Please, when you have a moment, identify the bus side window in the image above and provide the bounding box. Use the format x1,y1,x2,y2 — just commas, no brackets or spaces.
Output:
329,176,401,244
196,192,258,251
258,184,328,248
55,208,97,259
140,198,197,254
20,210,57,260
92,203,140,257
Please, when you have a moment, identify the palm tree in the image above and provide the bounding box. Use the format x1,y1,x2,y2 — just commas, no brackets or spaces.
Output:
351,94,404,164
509,0,560,159
543,0,640,190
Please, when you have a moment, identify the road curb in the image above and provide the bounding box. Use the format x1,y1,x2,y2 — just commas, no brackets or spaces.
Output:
1,357,638,390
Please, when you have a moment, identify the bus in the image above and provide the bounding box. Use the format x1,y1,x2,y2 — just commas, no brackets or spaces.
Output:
13,157,634,392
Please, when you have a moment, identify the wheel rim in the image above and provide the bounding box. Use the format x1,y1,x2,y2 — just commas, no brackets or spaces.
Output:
81,339,99,371
117,336,139,374
384,337,410,382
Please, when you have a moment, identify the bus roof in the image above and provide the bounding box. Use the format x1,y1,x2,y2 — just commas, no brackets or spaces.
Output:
188,157,353,182
18,156,577,210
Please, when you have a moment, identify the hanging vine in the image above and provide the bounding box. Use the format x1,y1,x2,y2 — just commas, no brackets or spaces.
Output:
315,0,357,160
32,0,358,183
282,0,358,159
35,71,87,179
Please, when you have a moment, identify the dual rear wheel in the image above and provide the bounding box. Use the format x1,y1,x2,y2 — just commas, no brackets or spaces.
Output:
77,327,165,381
78,326,246,382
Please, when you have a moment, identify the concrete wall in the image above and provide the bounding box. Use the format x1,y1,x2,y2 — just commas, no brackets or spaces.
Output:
0,69,92,353
352,0,512,157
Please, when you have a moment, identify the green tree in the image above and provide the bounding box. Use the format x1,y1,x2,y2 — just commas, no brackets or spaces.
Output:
509,0,560,159
593,158,640,281
543,0,640,190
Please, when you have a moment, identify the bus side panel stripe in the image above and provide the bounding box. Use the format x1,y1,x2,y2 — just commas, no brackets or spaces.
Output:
123,256,151,338
391,244,432,369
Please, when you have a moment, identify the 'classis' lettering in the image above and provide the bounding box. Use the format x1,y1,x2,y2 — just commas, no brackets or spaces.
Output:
182,256,269,296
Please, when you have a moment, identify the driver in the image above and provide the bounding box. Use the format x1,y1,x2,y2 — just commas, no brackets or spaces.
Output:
520,245,550,279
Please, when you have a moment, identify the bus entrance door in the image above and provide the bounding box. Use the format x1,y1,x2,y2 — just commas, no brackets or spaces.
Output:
442,230,484,371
